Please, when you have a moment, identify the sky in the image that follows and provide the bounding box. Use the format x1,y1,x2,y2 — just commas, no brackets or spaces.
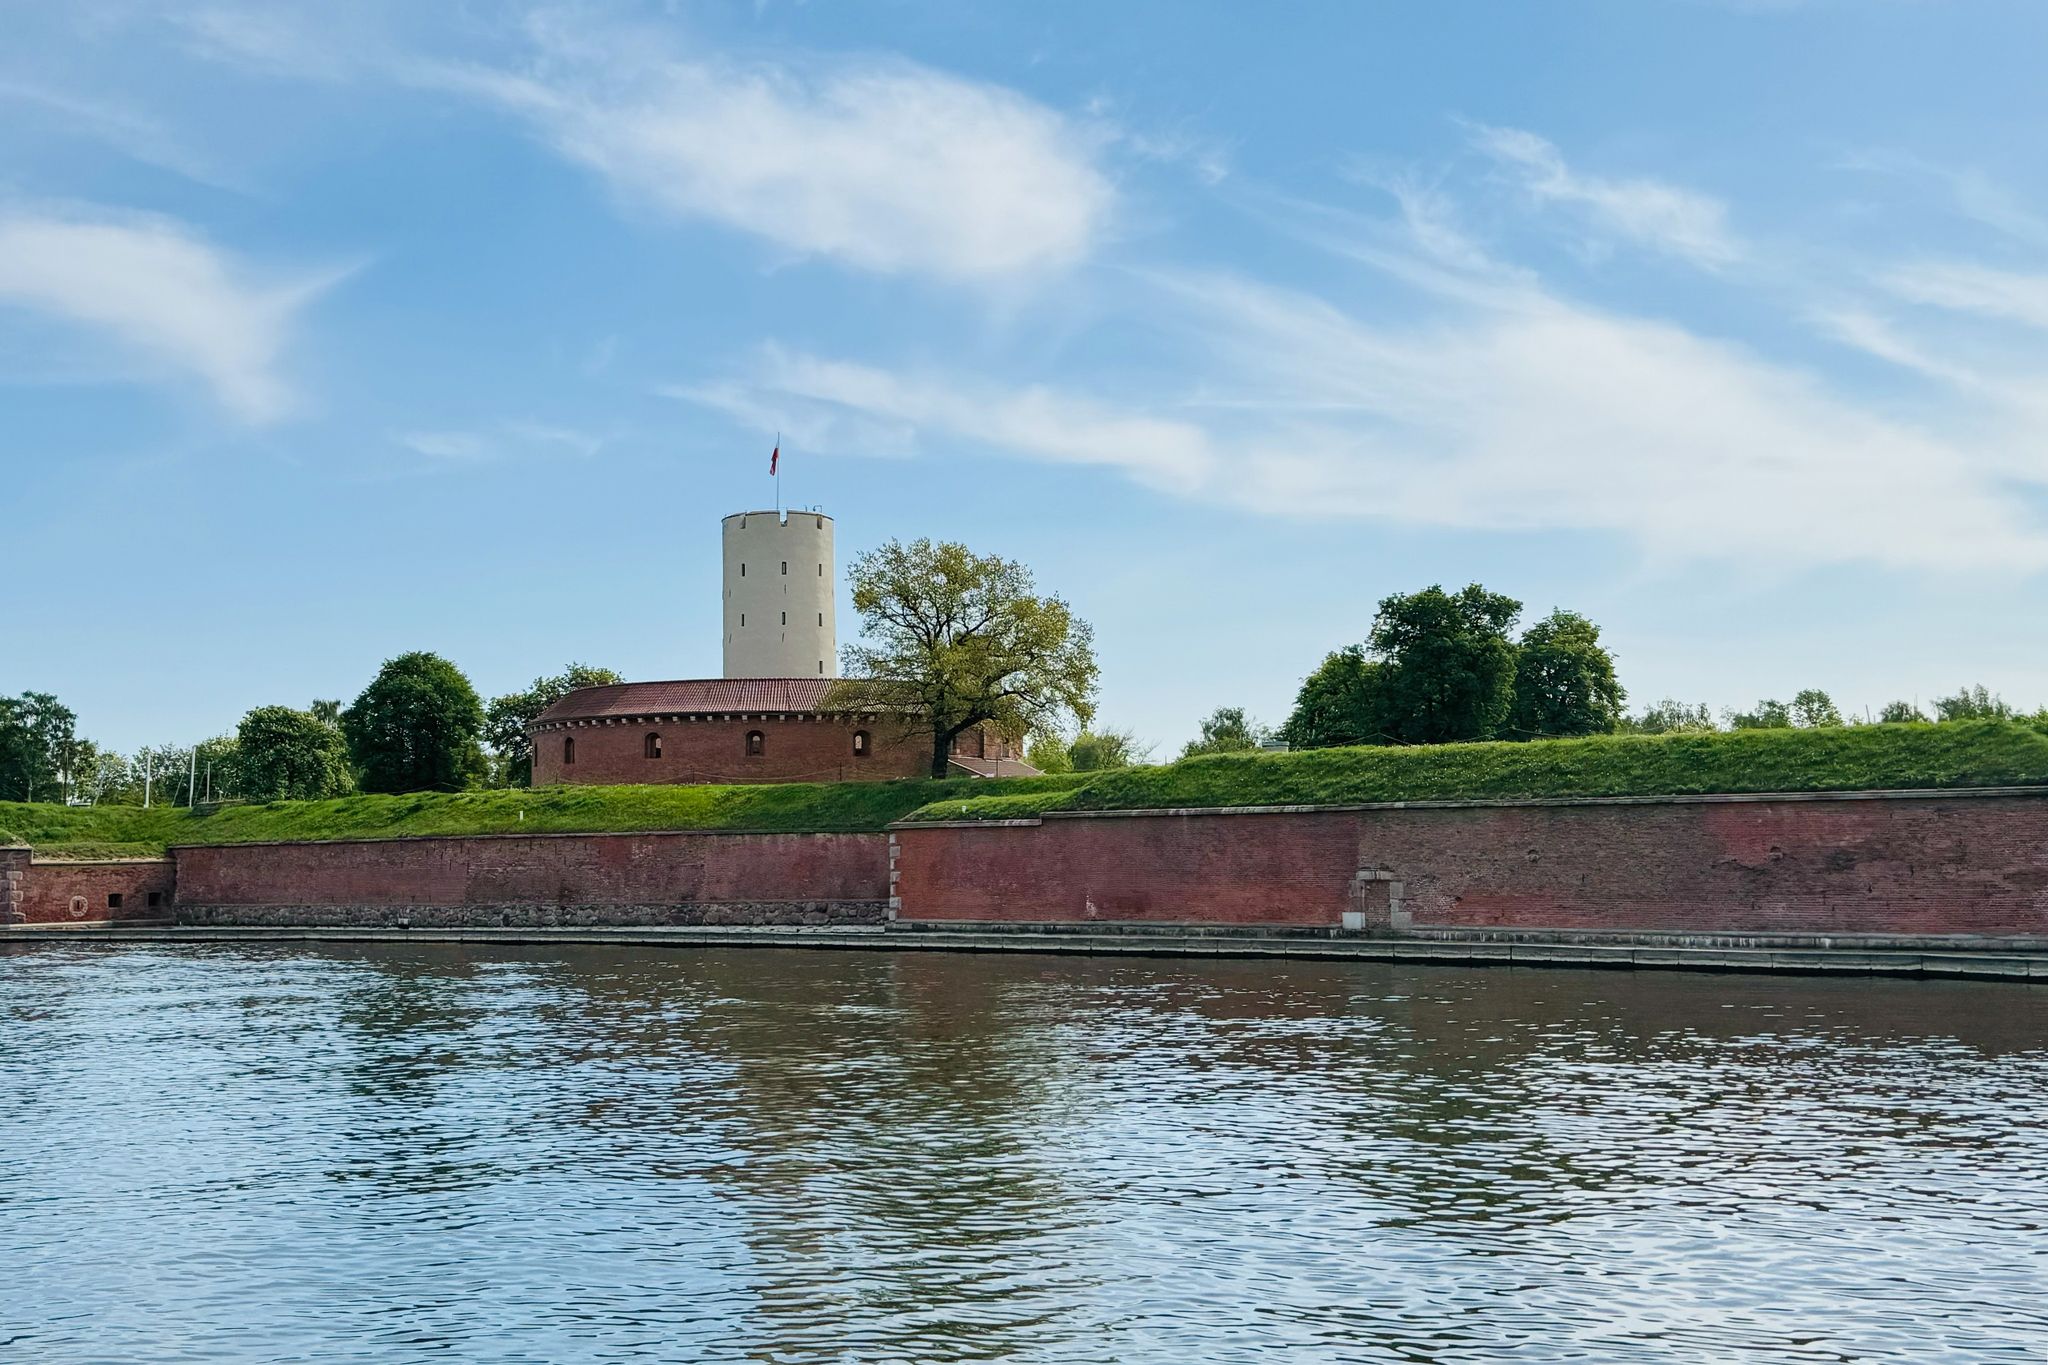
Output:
9,0,2048,756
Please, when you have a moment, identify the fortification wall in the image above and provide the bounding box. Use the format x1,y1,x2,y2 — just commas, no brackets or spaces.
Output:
174,830,889,928
890,790,2048,940
6,855,176,925
533,715,930,785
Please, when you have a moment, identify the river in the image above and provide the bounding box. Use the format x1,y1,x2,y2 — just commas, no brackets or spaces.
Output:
2,943,2044,1362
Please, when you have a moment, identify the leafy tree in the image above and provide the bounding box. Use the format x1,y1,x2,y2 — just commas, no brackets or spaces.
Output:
1070,727,1151,771
1789,688,1843,728
1024,733,1075,774
1181,706,1270,759
1507,610,1625,739
66,741,129,806
1877,700,1927,724
237,706,354,802
1621,699,1718,735
828,539,1097,778
1727,699,1794,730
0,691,77,802
1933,684,2012,722
309,699,343,727
1367,584,1522,745
1281,645,1387,749
485,663,625,786
342,652,488,794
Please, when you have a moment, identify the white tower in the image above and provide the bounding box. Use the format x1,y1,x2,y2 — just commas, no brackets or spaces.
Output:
722,510,837,678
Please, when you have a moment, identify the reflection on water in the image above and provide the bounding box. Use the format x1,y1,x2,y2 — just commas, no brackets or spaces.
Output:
2,944,2045,1362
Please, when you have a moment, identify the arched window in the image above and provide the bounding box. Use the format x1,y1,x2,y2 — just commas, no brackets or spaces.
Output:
563,736,576,765
644,733,662,759
852,730,870,758
746,729,765,756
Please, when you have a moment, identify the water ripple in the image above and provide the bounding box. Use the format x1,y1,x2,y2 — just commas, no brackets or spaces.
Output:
1,944,2044,1362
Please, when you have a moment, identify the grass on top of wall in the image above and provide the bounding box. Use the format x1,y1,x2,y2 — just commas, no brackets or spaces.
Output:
897,719,2048,824
0,773,1094,859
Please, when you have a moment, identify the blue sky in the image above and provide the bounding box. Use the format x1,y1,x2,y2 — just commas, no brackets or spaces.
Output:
9,1,2048,755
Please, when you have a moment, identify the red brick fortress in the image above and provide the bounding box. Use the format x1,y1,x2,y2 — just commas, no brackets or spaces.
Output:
889,789,2048,940
529,678,1029,785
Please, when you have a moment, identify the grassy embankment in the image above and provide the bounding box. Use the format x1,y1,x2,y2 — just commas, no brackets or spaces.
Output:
0,774,1094,859
898,718,2048,823
10,720,2046,857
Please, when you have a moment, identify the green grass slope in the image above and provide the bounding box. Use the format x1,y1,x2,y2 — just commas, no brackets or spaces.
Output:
0,773,1093,858
900,719,2048,823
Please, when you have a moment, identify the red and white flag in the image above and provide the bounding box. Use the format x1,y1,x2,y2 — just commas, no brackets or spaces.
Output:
769,444,779,476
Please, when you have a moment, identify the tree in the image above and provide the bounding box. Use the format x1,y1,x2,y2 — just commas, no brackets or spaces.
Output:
1789,688,1843,728
1727,699,1794,730
237,706,354,802
309,699,343,727
0,691,77,802
828,539,1098,779
1367,584,1522,745
1281,645,1387,749
1877,700,1927,724
1507,610,1625,739
1024,733,1075,774
341,652,488,794
1620,699,1717,735
67,741,129,806
1933,684,2012,722
1070,727,1151,771
485,663,625,786
1181,706,1269,759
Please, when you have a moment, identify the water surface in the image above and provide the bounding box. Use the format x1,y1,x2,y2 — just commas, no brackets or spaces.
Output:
2,943,2044,1362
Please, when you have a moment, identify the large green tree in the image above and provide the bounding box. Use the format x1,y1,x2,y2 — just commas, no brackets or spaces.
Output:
485,663,625,786
828,539,1097,778
0,691,77,802
1506,610,1625,739
1281,645,1386,749
341,652,487,794
1181,706,1270,759
1367,584,1522,745
237,706,354,802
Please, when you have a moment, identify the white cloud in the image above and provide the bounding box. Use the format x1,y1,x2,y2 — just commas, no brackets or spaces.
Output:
1470,124,1742,268
0,208,336,422
686,257,2048,572
397,430,487,460
1883,261,2048,331
397,421,607,463
418,34,1114,281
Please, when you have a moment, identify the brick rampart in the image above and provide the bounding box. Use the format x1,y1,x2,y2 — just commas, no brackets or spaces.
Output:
15,858,176,925
890,791,2048,939
173,830,889,928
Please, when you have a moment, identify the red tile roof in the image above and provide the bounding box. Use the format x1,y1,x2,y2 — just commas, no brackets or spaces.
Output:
947,755,1044,779
535,678,839,723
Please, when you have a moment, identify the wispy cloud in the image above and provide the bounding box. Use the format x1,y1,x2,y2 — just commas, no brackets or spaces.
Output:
0,78,237,188
410,23,1114,281
397,420,608,463
0,207,340,422
1883,261,2048,331
682,223,2048,572
1470,124,1743,268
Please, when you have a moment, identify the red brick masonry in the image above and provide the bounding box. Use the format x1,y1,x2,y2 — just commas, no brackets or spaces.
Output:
890,790,2048,938
2,851,177,926
174,830,889,927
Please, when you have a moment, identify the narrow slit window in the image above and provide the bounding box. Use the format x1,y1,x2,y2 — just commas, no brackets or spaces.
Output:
781,611,787,625
817,613,823,626
564,736,576,765
644,733,662,759
781,560,788,575
746,730,765,756
741,563,747,576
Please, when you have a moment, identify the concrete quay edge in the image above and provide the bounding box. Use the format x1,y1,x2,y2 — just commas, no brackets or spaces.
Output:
2,922,2044,982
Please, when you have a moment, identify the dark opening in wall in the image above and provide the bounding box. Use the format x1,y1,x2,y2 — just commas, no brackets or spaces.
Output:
564,736,576,765
746,730,765,756
644,733,662,759
107,893,122,909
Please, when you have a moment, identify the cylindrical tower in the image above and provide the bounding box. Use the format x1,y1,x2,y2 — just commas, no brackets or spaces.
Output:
722,510,837,679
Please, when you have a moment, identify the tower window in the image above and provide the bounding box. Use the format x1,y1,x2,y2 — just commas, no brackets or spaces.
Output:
741,613,745,626
781,560,788,575
644,733,662,759
781,611,787,625
817,564,823,576
818,660,824,673
852,730,870,757
817,613,823,626
564,736,576,765
741,563,746,577
746,730,765,756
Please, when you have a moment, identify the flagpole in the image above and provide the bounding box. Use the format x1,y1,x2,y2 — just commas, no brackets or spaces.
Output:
775,430,782,517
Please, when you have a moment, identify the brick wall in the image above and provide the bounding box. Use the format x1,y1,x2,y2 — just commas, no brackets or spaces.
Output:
533,715,931,785
173,830,889,927
891,791,2048,939
15,858,176,925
